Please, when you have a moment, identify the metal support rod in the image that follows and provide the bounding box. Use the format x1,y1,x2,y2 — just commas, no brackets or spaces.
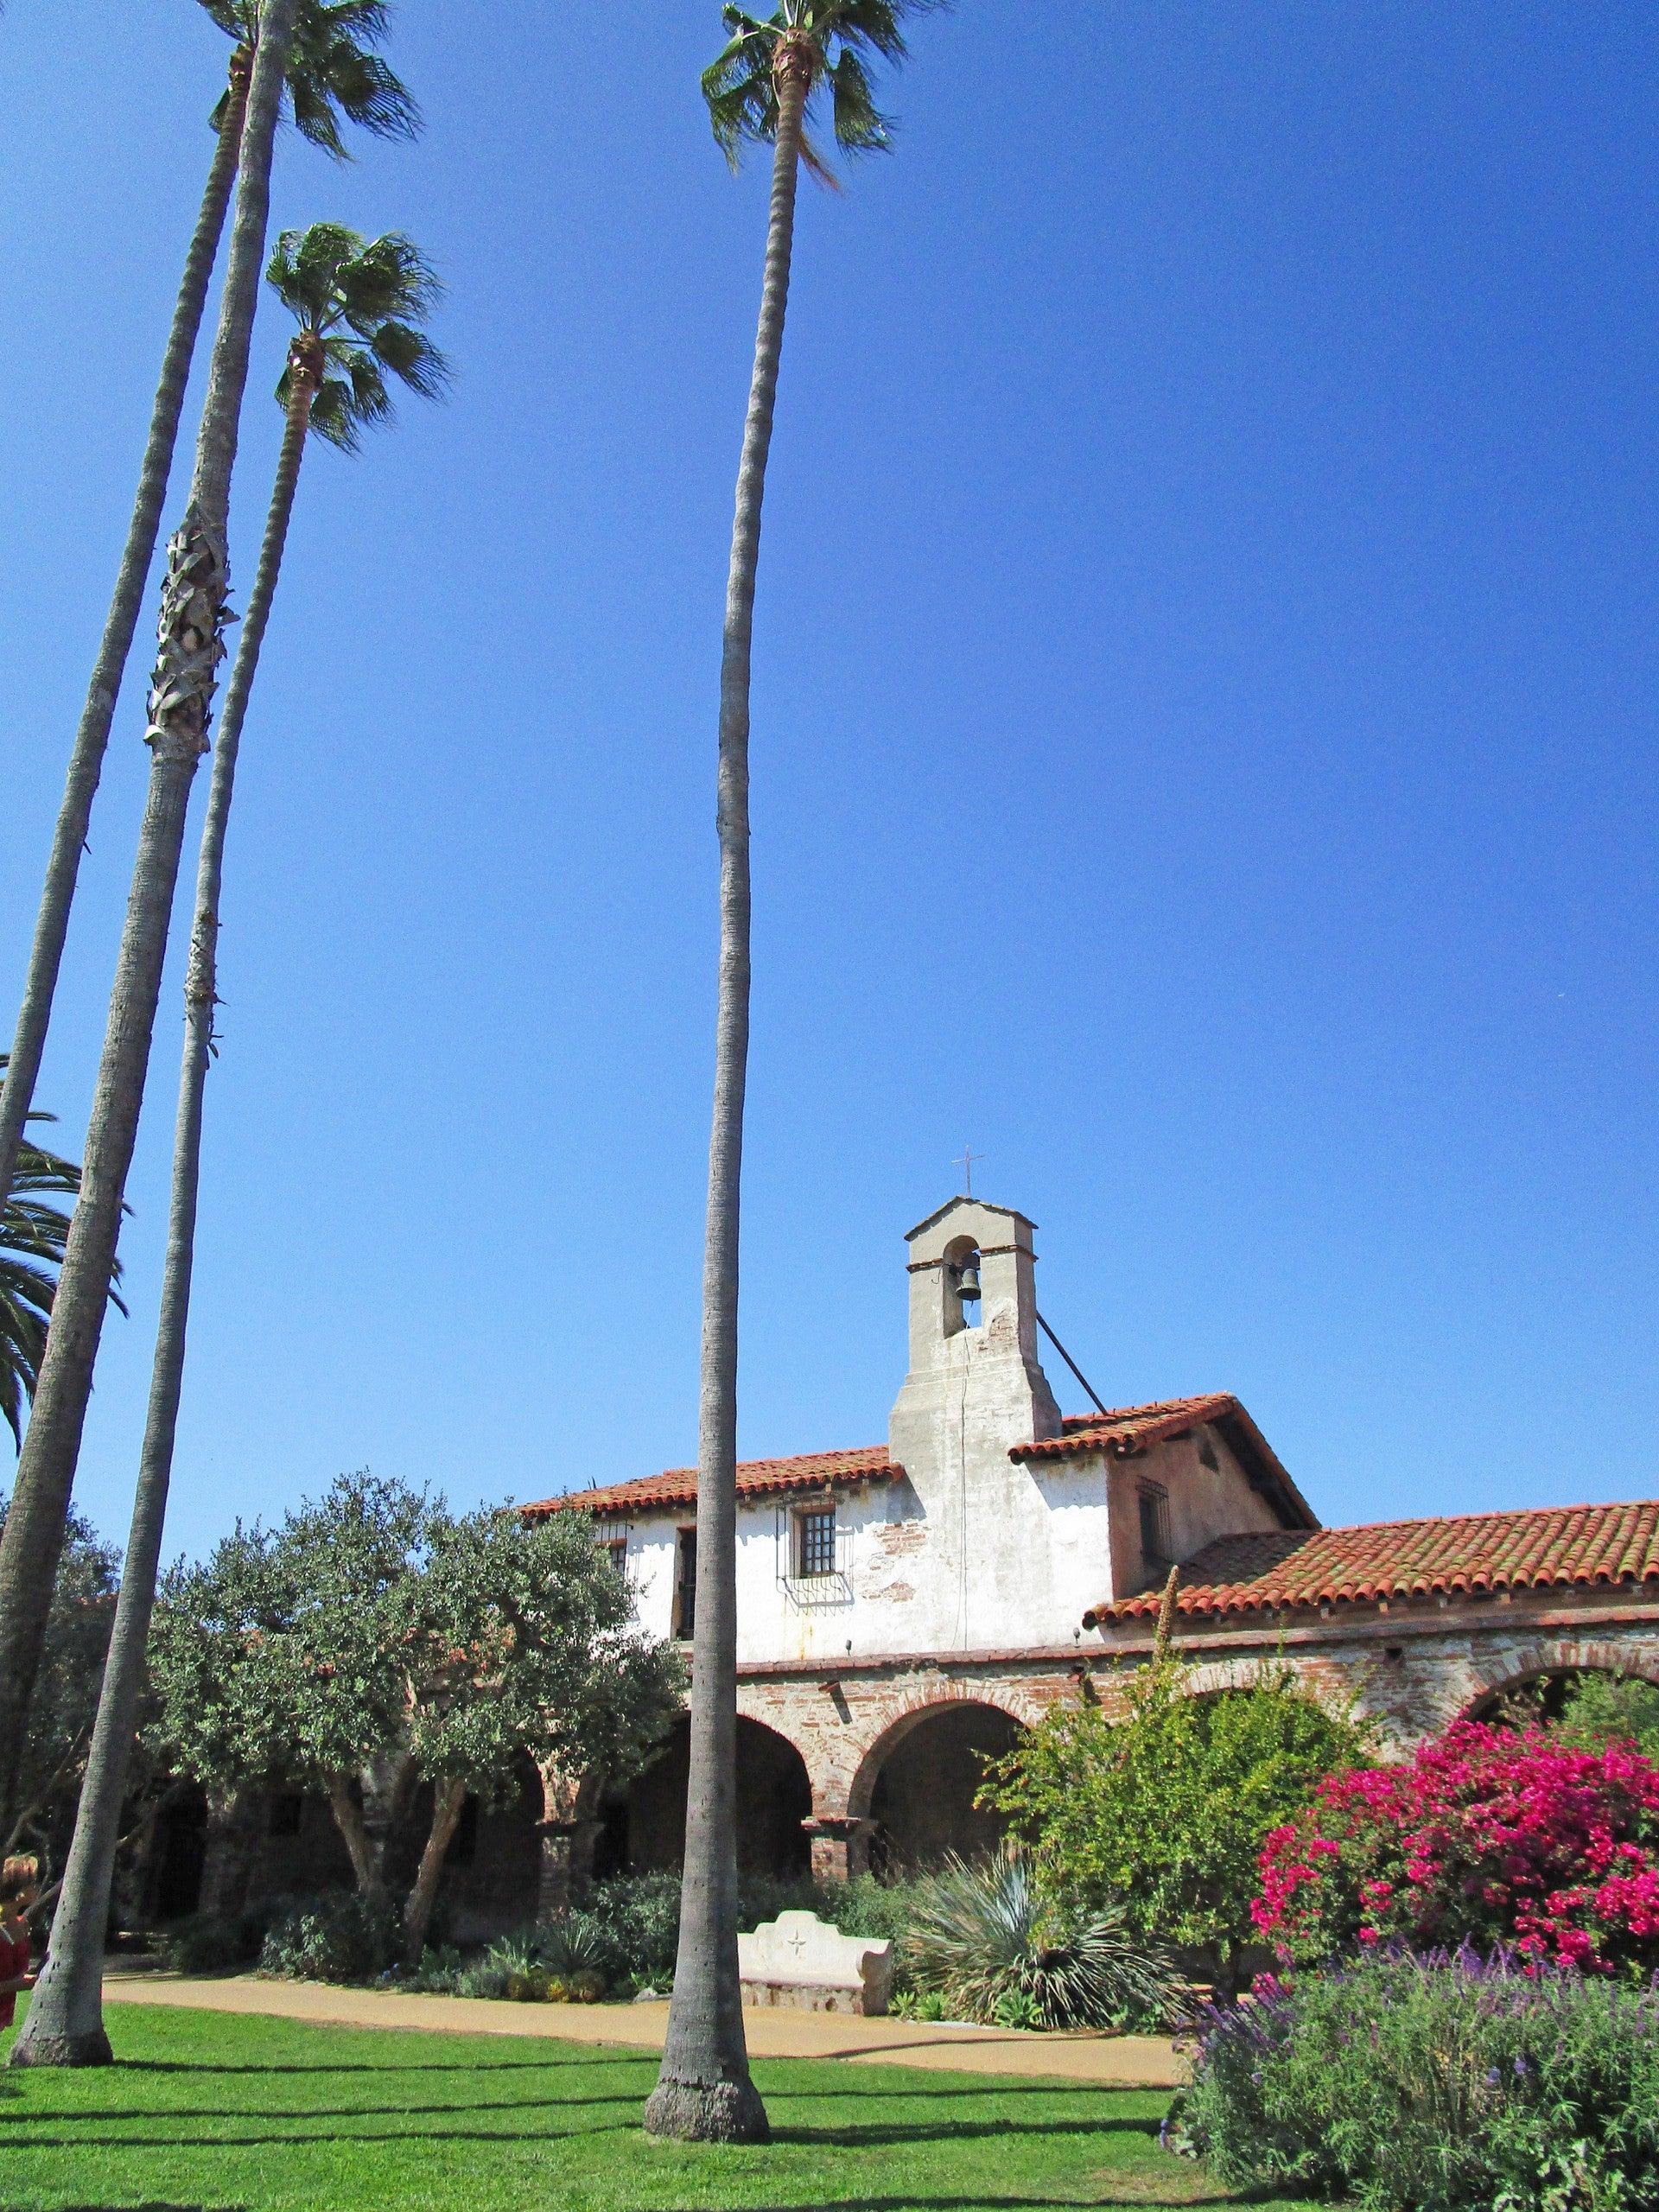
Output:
1035,1309,1110,1418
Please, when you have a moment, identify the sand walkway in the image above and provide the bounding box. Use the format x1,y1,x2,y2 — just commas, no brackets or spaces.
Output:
102,1963,1183,2086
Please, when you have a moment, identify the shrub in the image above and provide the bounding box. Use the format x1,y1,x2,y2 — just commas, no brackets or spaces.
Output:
539,1868,937,1998
1255,1723,1659,1974
904,1842,1181,2030
158,1907,267,1975
984,1655,1371,1984
1177,1945,1659,2211
259,1891,398,1984
1551,1671,1659,1762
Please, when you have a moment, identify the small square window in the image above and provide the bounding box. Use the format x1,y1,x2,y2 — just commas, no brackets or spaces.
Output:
797,1506,836,1580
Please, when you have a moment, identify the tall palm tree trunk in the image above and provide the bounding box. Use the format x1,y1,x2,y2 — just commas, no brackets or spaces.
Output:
0,0,299,1840
11,369,316,2069
0,49,252,1223
644,43,811,2151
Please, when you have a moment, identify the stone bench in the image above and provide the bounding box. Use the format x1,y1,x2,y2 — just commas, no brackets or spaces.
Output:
737,1910,895,2017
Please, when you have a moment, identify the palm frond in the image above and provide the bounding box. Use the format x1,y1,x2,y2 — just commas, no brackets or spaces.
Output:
0,1056,125,1451
268,224,449,451
198,0,418,156
701,0,945,174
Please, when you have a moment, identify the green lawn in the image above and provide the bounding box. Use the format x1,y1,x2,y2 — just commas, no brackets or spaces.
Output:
0,1999,1319,2212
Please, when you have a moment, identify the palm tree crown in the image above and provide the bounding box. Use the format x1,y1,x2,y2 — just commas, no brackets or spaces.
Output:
267,224,449,449
201,0,418,157
0,1062,122,1454
702,0,944,175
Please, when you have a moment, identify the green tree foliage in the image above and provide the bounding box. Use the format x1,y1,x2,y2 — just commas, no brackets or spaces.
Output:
150,1472,683,1963
1548,1669,1659,1760
983,1656,1373,1983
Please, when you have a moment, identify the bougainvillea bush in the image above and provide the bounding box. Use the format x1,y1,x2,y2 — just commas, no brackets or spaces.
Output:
1173,1946,1659,2212
1255,1723,1659,1974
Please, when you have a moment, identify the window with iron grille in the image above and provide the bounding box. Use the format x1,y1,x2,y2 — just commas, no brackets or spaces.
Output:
603,1536,627,1576
674,1527,697,1639
796,1506,836,1580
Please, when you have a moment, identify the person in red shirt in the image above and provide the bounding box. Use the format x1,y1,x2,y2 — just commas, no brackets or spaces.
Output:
0,1854,40,2031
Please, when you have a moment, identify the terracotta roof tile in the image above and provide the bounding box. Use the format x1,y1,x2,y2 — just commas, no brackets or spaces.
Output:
1085,1498,1659,1626
1013,1394,1320,1533
524,1446,899,1521
1014,1395,1242,1462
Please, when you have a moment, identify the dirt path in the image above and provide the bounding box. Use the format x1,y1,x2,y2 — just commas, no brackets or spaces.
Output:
102,1965,1183,2086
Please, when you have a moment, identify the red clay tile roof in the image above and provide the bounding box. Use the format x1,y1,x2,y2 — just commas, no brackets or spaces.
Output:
1014,1395,1319,1532
1085,1499,1659,1626
524,1446,899,1521
1015,1395,1243,1461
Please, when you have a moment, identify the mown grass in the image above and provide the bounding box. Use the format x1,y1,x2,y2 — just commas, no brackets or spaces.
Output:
0,1999,1324,2212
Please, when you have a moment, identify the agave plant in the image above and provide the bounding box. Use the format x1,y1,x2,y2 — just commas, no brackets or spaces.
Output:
904,1840,1182,2031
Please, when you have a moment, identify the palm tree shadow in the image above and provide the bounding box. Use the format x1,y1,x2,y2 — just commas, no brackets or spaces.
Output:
772,2115,1161,2149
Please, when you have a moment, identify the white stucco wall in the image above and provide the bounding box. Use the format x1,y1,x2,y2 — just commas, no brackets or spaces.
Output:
590,1199,1299,1664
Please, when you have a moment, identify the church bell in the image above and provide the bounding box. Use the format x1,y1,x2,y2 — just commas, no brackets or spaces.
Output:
955,1260,982,1305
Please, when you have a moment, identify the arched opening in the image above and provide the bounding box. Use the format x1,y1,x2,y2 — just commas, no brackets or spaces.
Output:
406,1752,543,1943
944,1236,982,1335
145,1782,208,1923
1464,1664,1659,1744
863,1702,1023,1873
594,1715,812,1880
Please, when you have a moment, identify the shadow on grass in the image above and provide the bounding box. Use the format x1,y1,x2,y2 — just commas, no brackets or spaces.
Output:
772,2116,1161,2149
28,2091,645,2126
0,2112,1159,2156
116,2054,645,2076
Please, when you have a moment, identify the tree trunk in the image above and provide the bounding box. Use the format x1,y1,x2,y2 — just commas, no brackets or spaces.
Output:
0,0,299,1850
197,1786,258,1923
11,375,315,2069
401,1778,467,1969
327,1777,385,1897
645,48,810,2151
0,49,251,1220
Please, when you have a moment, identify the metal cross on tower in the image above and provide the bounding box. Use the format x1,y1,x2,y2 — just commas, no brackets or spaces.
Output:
955,1146,984,1197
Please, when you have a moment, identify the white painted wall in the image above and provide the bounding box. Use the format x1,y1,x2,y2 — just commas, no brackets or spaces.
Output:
594,1198,1289,1663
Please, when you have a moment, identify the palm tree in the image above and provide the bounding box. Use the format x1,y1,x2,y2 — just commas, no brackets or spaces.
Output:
0,1061,124,1456
644,0,942,2145
0,0,302,1850
0,0,416,1224
12,227,448,2069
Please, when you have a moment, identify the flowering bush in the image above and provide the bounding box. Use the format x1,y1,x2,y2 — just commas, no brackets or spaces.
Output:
1173,1946,1659,2211
984,1656,1373,1984
1255,1722,1659,1974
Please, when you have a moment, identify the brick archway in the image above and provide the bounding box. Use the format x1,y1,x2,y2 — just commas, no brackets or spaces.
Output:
838,1683,1040,1823
1449,1637,1659,1730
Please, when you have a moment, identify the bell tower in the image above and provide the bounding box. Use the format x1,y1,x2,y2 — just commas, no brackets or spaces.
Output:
888,1196,1063,1499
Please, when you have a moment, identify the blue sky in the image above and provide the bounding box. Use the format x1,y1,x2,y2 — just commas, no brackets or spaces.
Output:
1,2,1654,1567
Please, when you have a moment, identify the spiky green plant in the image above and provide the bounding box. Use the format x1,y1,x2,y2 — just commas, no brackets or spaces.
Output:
905,1842,1184,2031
